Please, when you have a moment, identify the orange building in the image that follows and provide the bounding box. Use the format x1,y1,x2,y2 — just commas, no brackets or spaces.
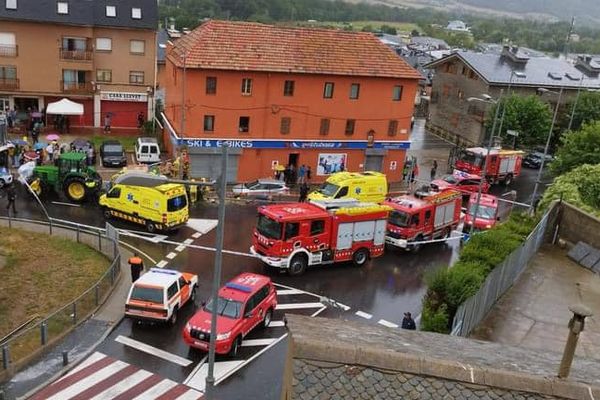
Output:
163,20,421,182
0,0,157,128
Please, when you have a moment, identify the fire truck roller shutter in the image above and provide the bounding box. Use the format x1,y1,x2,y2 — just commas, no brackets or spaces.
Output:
353,221,375,242
434,202,455,228
374,220,387,245
188,148,240,183
337,223,354,250
499,156,517,174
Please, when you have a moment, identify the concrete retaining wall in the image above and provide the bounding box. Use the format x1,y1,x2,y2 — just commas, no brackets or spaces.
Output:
558,202,600,248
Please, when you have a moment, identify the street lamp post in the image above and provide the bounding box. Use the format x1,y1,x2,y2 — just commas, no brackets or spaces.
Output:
466,90,504,236
530,87,564,209
567,74,584,132
180,50,187,137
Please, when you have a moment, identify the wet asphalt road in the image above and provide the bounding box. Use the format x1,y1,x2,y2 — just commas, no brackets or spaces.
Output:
4,123,552,397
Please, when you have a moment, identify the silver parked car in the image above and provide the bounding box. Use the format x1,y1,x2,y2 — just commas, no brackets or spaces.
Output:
232,179,289,197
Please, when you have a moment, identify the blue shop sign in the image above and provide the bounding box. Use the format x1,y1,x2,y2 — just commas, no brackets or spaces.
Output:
177,139,410,150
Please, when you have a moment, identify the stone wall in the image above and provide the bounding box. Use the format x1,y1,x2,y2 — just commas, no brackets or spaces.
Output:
282,315,600,400
558,202,600,248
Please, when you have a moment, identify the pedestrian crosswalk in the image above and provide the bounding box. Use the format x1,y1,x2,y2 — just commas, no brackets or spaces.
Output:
29,352,203,400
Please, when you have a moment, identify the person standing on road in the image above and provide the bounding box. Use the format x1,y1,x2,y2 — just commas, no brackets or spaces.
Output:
128,253,144,282
401,312,416,330
5,183,17,215
298,164,306,184
306,166,312,182
298,182,309,203
104,114,112,134
46,143,55,163
430,160,438,181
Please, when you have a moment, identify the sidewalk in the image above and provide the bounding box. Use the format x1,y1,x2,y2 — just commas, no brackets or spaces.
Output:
0,239,140,400
470,245,600,360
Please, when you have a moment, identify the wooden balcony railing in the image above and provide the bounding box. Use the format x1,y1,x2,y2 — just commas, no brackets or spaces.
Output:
0,78,19,90
59,49,93,61
61,80,93,93
0,45,18,57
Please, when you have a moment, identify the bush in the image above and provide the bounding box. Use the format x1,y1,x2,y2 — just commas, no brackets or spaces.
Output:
420,212,539,334
539,164,600,218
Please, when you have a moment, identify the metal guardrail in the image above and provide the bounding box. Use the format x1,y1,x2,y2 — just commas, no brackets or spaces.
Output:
450,203,560,337
0,216,121,373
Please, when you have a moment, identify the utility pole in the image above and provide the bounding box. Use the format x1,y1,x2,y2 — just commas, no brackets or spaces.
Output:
180,50,187,137
205,144,229,399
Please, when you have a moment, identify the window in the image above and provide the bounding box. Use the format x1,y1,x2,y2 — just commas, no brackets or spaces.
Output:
206,76,217,95
57,1,68,14
323,82,334,98
130,40,145,54
96,69,112,82
344,119,355,135
241,78,252,95
6,0,17,10
95,37,112,51
280,117,291,135
387,120,398,136
335,186,349,199
283,80,295,96
424,210,432,224
131,7,142,19
239,116,250,133
392,85,403,101
204,115,215,132
310,220,325,236
105,5,116,17
0,32,16,56
410,214,420,226
167,282,178,299
349,83,360,99
319,118,330,136
284,222,300,240
129,70,144,84
107,187,120,198
469,70,478,80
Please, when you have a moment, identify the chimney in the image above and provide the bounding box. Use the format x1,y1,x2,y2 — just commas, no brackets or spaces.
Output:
169,17,176,31
501,45,529,64
575,54,600,76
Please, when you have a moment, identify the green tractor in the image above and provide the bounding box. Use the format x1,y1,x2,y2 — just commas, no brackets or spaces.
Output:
29,152,103,202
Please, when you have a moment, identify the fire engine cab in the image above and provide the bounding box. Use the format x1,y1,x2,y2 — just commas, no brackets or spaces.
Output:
384,188,462,251
454,147,524,185
250,199,391,275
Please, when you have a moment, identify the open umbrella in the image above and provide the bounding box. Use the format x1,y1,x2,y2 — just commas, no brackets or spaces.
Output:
275,164,286,171
9,139,28,146
33,142,47,151
46,133,60,141
24,151,39,161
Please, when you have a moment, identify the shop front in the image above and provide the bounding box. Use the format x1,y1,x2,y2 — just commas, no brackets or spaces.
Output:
99,91,149,128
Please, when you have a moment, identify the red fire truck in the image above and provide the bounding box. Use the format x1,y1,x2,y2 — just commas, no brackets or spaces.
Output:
250,199,391,275
454,147,524,185
384,188,462,251
463,191,516,232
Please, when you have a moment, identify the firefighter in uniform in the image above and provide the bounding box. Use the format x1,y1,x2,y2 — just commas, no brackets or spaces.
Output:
128,253,144,282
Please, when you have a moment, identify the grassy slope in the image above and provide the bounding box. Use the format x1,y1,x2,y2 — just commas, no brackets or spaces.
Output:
0,227,109,338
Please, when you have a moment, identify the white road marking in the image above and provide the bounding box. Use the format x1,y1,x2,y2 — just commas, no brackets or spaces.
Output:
268,320,286,328
47,361,129,400
175,245,186,252
62,352,106,378
276,288,304,296
276,302,324,310
89,370,153,400
183,238,194,245
51,201,81,207
156,260,168,268
378,319,399,328
183,356,207,386
115,335,193,367
310,306,327,317
355,311,373,319
176,389,206,400
166,252,177,260
186,360,244,392
131,379,178,400
148,234,169,244
240,338,277,347
192,232,202,239
187,218,218,234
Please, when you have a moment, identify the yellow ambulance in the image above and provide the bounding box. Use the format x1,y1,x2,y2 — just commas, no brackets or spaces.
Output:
308,171,388,204
99,172,189,232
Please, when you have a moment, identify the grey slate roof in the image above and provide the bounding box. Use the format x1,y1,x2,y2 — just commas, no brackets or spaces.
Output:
428,51,600,89
157,29,169,63
0,0,157,30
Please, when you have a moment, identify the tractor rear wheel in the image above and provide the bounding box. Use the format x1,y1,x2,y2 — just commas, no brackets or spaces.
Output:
64,177,87,202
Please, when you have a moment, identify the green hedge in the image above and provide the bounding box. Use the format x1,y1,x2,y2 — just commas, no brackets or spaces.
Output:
421,213,538,333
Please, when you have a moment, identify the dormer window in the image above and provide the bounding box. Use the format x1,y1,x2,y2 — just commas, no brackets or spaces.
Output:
131,7,142,19
106,5,116,17
6,0,17,10
57,1,68,14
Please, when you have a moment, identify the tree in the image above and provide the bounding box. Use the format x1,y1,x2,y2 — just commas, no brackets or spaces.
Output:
550,121,600,175
540,164,600,217
380,24,397,35
486,94,553,147
560,91,600,132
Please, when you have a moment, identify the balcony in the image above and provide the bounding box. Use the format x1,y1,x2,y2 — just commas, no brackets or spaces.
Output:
0,45,18,57
0,78,19,90
59,48,93,61
61,81,93,94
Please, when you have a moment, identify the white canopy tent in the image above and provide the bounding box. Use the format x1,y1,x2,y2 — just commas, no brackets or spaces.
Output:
46,98,84,115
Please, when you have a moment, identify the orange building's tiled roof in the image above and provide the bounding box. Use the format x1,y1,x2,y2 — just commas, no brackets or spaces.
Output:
168,20,421,79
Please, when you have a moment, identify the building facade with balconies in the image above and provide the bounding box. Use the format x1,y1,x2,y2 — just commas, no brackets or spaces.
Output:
0,0,157,128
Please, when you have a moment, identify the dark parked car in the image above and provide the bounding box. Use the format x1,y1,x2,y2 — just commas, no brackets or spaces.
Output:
70,138,96,165
100,140,127,168
522,152,554,169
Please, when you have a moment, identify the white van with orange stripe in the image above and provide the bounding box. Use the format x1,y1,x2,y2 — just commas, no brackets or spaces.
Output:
125,268,198,325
